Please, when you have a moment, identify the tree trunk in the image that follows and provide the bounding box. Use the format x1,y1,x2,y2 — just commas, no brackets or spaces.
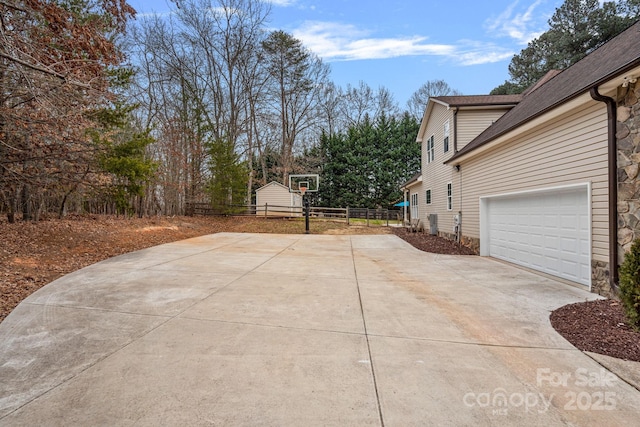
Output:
21,185,31,221
6,191,16,224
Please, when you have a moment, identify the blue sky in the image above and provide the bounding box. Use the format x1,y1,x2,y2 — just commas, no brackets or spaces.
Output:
127,0,567,106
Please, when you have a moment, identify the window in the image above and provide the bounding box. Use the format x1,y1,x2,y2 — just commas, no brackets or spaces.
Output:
425,189,432,205
447,183,453,211
427,135,435,163
443,120,450,153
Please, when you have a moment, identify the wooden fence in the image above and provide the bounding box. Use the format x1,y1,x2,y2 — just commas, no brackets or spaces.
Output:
186,202,401,226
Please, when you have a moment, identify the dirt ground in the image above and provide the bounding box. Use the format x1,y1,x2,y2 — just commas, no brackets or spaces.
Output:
1,214,638,362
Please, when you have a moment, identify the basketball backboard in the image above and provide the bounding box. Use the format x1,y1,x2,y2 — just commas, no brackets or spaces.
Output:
288,174,319,193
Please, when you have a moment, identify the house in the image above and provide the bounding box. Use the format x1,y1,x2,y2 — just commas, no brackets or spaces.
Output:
403,94,521,233
410,20,640,297
255,181,302,216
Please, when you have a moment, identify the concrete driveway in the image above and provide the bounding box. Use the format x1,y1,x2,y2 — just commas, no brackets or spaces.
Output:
1,232,639,426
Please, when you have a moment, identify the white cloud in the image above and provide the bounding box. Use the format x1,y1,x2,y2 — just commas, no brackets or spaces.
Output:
268,0,297,6
484,0,547,45
454,41,516,66
293,21,454,60
291,21,513,66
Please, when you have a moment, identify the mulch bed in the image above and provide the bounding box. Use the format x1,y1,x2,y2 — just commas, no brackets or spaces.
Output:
550,299,640,362
390,227,477,255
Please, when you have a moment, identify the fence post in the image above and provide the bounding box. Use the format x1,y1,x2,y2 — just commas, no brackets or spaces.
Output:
386,209,389,227
366,209,369,227
346,206,350,225
264,203,268,218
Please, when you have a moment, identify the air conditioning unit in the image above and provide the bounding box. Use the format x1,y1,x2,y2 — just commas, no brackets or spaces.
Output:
428,214,438,235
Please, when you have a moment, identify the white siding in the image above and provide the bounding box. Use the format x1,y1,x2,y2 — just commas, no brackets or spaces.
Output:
419,104,512,236
421,104,456,233
457,109,512,149
460,100,609,263
256,182,299,216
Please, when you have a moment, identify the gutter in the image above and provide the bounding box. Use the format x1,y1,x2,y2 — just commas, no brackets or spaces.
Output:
589,87,618,289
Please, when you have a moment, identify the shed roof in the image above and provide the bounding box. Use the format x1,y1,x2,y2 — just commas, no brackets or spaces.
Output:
255,181,289,192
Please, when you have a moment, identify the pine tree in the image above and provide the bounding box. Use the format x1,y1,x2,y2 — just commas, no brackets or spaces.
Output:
493,0,640,93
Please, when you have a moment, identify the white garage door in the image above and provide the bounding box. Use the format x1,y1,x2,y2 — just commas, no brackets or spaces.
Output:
486,187,590,286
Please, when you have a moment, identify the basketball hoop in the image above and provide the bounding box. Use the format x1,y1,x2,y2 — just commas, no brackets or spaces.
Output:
299,186,307,196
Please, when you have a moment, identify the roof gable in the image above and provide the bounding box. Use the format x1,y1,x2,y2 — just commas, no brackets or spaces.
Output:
256,181,289,192
448,20,640,163
416,94,521,142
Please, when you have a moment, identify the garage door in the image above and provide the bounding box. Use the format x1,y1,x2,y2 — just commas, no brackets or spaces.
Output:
486,186,590,286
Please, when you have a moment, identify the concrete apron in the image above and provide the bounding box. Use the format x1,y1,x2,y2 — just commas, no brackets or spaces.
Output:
0,232,639,426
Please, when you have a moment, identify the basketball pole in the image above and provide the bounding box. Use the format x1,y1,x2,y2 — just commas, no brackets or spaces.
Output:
303,193,310,234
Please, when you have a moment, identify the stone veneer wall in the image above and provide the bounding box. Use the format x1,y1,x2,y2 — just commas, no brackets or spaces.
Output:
616,81,640,296
438,231,480,255
591,260,611,297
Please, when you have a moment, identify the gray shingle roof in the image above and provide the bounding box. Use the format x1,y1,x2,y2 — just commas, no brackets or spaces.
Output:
447,20,640,164
401,172,422,188
432,94,522,107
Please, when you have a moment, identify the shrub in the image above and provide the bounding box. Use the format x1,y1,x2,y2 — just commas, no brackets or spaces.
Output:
619,238,640,330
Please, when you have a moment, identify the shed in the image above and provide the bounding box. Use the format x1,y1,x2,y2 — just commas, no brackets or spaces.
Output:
255,181,302,217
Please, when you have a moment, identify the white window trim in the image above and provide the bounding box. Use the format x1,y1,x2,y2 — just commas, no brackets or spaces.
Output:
447,182,453,211
411,193,419,219
427,135,435,164
425,189,432,205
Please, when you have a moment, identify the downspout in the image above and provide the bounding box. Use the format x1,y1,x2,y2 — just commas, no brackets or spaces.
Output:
453,107,462,243
589,87,618,290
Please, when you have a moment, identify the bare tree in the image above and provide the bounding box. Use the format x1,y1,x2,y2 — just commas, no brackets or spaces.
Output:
315,82,343,137
129,0,273,212
374,86,400,119
406,79,462,120
176,0,269,145
339,81,376,126
128,13,210,214
261,30,330,183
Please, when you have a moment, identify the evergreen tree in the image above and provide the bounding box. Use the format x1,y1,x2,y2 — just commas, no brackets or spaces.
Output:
99,130,157,216
320,113,420,208
206,138,248,212
93,102,157,216
493,0,640,93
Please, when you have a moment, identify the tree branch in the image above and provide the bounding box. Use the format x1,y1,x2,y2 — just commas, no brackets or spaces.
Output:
0,50,92,89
